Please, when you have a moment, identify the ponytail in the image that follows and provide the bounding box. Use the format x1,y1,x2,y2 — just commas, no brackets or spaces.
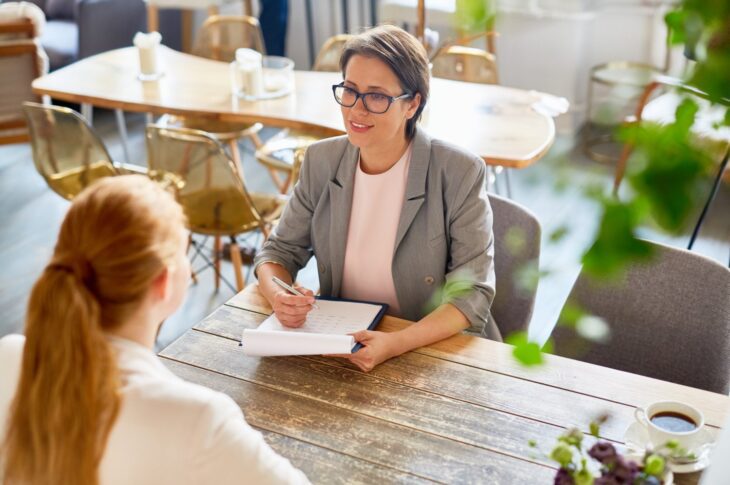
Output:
2,175,185,485
3,261,120,485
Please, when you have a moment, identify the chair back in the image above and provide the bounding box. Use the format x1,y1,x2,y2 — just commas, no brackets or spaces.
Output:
193,15,265,61
488,194,541,336
312,34,352,72
0,40,43,144
23,102,117,199
552,241,730,394
145,125,266,236
0,17,34,40
431,45,499,84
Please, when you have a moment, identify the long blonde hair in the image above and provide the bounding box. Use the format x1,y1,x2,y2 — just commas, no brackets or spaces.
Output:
2,175,186,485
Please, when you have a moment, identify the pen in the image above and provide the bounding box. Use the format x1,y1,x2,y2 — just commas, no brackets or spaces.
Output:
271,276,319,310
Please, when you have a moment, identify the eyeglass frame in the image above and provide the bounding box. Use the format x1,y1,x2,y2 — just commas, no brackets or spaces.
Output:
331,82,413,114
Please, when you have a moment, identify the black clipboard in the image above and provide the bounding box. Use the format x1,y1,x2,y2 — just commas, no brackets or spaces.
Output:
316,296,388,353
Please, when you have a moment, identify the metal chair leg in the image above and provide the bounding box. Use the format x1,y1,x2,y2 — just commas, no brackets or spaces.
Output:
688,146,729,250
504,167,513,199
115,109,131,165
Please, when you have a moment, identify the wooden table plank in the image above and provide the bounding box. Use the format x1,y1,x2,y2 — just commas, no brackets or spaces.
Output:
225,288,730,427
193,304,721,444
163,360,435,485
31,46,557,168
160,345,556,484
162,327,575,467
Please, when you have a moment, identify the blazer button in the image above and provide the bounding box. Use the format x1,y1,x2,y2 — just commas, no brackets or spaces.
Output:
318,264,326,273
424,276,435,285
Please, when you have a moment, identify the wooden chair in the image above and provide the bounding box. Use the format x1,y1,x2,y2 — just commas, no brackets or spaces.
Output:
431,45,499,85
312,34,352,72
145,125,286,292
22,102,137,200
254,34,352,193
0,17,45,145
551,241,730,394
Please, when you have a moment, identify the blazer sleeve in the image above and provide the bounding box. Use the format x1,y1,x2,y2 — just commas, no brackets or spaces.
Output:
253,149,317,281
445,160,496,334
190,392,310,485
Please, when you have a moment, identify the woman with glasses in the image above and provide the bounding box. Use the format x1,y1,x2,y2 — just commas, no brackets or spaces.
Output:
254,25,497,372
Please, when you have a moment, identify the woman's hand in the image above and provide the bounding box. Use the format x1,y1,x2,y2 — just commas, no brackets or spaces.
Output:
339,330,401,372
271,285,315,328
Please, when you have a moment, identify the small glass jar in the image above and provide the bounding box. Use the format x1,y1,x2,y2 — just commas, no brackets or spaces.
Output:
262,56,295,95
230,48,263,100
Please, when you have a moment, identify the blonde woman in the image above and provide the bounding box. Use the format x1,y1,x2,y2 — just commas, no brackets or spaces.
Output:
0,176,308,485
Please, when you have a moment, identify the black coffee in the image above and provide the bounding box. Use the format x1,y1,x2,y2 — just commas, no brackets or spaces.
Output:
650,411,697,432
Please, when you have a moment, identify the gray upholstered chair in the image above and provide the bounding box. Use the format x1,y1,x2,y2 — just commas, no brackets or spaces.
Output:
489,193,541,337
551,241,730,394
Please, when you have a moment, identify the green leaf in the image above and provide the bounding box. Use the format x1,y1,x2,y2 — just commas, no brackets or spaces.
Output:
550,443,574,468
506,331,545,367
644,454,666,477
454,0,497,34
549,225,570,243
589,421,600,438
581,200,654,278
557,303,585,329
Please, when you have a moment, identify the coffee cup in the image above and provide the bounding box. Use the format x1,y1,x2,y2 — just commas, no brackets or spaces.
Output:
634,401,704,452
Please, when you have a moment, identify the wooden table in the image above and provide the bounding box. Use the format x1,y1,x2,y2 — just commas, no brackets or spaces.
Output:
158,286,729,484
31,46,556,168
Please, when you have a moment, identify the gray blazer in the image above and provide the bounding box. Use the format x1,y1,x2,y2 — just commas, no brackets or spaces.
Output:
254,129,500,340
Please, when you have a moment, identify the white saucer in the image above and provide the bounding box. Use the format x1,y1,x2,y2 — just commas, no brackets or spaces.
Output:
623,421,714,474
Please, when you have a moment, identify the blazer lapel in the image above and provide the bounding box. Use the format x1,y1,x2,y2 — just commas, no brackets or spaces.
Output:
394,129,431,252
328,142,359,295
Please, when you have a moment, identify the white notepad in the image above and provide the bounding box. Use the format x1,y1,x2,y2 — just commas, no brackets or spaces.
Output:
241,298,386,357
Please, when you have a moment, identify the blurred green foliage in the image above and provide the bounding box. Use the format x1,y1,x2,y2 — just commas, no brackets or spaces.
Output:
451,0,729,367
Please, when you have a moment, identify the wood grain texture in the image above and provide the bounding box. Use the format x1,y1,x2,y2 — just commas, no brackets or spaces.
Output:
162,327,573,466
164,359,435,485
160,346,556,484
189,305,654,443
225,286,730,427
31,46,555,167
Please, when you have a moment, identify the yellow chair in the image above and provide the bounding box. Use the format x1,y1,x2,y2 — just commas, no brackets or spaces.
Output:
192,14,265,62
158,15,266,175
23,102,144,200
311,34,352,72
254,35,352,193
431,45,499,85
145,125,286,291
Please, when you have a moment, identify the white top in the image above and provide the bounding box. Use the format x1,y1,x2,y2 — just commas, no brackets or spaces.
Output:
340,144,412,314
0,334,309,485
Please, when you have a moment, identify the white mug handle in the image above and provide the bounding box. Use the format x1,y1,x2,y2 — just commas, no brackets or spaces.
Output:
634,407,650,428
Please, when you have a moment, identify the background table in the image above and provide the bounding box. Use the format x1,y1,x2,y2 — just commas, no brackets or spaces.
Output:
32,46,556,168
158,286,729,484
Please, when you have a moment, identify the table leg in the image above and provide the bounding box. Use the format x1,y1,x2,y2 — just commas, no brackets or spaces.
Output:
114,109,131,165
81,103,93,125
147,5,159,32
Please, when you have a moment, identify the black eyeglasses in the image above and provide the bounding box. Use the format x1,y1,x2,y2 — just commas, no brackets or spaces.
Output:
332,83,412,114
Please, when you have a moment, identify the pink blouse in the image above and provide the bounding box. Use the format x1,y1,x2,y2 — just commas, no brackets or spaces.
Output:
340,144,412,314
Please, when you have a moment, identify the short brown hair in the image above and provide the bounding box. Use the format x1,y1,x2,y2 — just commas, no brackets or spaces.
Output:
340,25,429,140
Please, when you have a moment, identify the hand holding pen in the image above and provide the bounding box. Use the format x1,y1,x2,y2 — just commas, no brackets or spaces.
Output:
270,276,318,328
